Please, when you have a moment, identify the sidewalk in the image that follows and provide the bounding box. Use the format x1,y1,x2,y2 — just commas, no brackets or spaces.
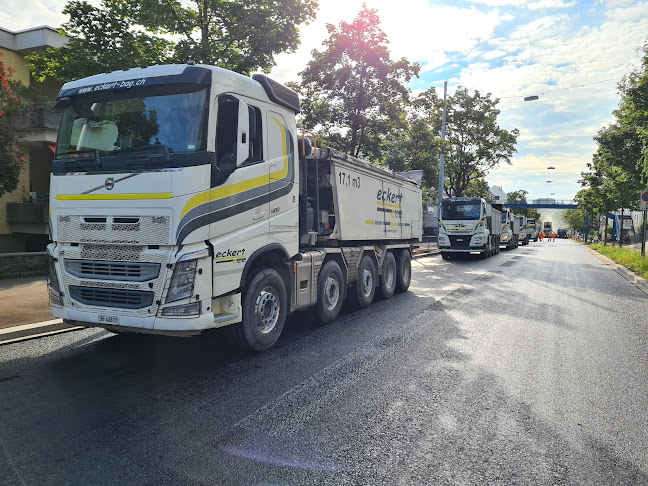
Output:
0,275,52,329
0,275,81,344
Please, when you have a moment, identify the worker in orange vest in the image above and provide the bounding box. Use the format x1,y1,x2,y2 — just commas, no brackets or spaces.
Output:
539,231,544,241
552,231,557,241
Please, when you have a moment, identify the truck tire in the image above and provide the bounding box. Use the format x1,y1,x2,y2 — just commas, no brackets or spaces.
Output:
228,268,286,352
377,251,397,300
395,250,411,293
315,260,344,324
348,254,376,309
441,252,451,260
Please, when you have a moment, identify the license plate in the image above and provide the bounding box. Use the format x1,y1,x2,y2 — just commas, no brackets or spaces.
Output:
98,315,119,324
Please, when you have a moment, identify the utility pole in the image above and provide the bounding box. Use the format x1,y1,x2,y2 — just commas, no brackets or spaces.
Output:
437,81,448,223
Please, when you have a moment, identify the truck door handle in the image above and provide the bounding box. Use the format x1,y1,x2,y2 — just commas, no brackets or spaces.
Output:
253,211,267,220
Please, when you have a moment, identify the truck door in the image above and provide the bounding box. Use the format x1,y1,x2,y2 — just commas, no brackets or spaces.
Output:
206,94,270,241
267,111,298,248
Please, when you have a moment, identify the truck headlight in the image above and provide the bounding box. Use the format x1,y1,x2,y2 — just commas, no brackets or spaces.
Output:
166,259,198,303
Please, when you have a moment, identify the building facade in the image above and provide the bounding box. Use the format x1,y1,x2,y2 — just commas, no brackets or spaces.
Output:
0,26,66,252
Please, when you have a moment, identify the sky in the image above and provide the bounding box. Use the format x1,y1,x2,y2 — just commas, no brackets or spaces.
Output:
2,0,648,202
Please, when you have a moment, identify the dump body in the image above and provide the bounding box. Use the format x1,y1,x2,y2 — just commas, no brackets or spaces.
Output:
306,147,422,243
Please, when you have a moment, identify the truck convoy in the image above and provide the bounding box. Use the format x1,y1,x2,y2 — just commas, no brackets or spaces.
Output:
46,63,422,351
437,197,502,259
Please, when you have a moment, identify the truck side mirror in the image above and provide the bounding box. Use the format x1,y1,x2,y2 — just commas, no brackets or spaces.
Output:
485,205,491,217
236,99,250,167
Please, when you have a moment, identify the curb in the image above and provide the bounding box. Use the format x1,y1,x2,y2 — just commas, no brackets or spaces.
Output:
0,319,83,345
583,245,648,296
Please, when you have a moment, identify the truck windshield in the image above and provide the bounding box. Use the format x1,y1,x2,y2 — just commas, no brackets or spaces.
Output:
55,86,209,164
442,203,481,220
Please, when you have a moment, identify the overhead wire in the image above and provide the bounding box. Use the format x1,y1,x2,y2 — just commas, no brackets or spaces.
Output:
497,76,622,100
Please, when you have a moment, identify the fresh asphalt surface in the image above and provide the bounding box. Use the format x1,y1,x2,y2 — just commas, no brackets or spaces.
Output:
1,240,647,485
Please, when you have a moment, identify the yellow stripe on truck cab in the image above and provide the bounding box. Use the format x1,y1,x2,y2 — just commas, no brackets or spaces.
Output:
56,193,173,201
179,116,290,221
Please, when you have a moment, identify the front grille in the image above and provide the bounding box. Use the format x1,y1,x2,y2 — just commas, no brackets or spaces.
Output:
65,259,160,282
69,286,154,309
449,235,472,248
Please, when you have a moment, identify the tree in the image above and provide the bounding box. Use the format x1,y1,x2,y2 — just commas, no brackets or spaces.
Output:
616,40,648,183
442,87,518,197
562,208,587,233
29,0,318,81
506,189,541,219
383,87,443,192
0,53,26,198
297,4,419,160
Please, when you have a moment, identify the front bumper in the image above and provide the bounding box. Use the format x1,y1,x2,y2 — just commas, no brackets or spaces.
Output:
53,305,216,334
438,232,487,252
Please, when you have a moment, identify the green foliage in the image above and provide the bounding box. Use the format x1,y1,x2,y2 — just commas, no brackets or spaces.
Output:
296,4,419,160
506,189,540,219
442,87,519,197
616,40,648,183
383,87,442,190
580,38,648,213
29,0,318,81
589,243,648,280
463,175,489,198
561,208,587,232
0,53,26,198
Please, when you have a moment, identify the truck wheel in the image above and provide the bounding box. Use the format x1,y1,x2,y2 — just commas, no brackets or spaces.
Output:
395,250,411,293
348,254,376,309
377,251,397,300
228,268,286,352
315,260,344,324
441,252,451,260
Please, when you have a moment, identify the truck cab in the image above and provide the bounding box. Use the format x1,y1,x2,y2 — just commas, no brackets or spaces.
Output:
437,197,501,259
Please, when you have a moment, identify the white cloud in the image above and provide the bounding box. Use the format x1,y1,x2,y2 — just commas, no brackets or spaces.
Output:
271,0,515,82
528,0,575,10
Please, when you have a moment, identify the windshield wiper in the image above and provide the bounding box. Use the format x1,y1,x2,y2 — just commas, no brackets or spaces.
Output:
112,144,172,162
60,149,103,169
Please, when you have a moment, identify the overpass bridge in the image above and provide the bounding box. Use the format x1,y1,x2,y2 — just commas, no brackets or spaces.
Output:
503,199,578,209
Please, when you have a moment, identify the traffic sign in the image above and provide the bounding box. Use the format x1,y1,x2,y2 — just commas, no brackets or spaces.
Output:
641,190,648,210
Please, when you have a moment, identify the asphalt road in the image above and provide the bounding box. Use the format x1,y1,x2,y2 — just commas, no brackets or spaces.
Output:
1,240,647,485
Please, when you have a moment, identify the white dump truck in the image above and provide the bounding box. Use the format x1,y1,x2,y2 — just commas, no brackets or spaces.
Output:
46,63,422,350
493,204,519,250
437,197,501,259
520,217,538,244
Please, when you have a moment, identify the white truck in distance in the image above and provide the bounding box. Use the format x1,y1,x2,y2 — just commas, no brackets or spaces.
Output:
47,63,422,351
493,204,520,250
520,217,539,244
437,197,501,259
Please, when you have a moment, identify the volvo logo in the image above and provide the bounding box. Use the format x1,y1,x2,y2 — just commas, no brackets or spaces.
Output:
104,178,115,191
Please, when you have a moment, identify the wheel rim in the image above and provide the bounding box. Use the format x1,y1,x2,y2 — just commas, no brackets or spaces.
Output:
255,286,279,334
402,259,410,284
362,268,373,297
384,262,395,289
323,275,340,311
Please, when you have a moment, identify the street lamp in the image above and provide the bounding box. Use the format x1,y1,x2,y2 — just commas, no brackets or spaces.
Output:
524,95,539,101
547,166,555,169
